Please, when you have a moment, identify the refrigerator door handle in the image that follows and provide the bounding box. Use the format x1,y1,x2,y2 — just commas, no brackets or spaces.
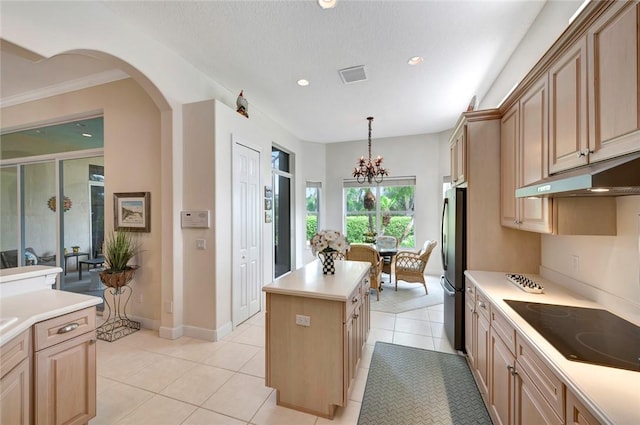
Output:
440,275,455,297
441,198,448,271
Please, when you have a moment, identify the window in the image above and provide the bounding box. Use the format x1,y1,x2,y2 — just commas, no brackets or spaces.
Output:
272,147,293,278
306,182,321,242
344,177,416,248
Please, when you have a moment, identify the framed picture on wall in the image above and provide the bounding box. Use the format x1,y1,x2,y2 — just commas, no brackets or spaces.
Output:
114,192,151,232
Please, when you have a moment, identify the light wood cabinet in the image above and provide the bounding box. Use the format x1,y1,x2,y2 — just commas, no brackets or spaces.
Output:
464,282,476,369
34,307,97,425
489,327,515,425
587,0,640,163
474,290,491,397
264,263,369,419
500,84,552,235
566,390,602,425
0,330,31,425
548,37,589,173
450,124,466,186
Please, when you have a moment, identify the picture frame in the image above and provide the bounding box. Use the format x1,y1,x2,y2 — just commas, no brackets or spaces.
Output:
114,192,151,232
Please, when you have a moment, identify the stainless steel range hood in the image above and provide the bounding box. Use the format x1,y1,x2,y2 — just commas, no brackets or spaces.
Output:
516,152,640,198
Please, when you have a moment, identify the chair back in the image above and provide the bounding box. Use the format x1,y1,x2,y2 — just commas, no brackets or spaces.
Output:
419,240,437,261
375,236,397,250
346,244,380,265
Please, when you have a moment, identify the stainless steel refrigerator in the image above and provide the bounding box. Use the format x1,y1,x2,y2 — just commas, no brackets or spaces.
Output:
440,186,466,351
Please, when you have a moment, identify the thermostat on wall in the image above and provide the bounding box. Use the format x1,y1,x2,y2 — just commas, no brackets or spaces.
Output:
181,210,210,228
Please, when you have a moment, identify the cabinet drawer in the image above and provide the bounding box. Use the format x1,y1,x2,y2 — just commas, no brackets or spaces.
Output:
0,329,30,379
34,307,96,351
346,283,362,320
465,281,476,308
476,290,490,321
516,334,565,419
491,307,516,355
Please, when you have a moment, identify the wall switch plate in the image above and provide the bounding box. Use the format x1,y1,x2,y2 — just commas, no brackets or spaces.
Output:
196,239,206,249
295,314,311,327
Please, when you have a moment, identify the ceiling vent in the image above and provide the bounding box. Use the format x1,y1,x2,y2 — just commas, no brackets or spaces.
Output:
339,65,367,84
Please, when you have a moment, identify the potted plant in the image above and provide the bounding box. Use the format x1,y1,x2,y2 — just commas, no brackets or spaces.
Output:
72,245,80,253
99,230,141,288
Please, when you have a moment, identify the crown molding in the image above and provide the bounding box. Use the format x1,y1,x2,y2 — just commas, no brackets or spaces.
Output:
0,69,129,109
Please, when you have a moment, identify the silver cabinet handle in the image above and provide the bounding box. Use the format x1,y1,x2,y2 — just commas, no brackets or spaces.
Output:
57,323,79,334
352,297,358,303
352,313,359,319
466,287,473,293
478,301,486,309
507,365,518,376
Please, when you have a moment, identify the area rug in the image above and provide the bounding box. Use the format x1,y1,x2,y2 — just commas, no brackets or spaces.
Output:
358,342,492,425
371,274,443,314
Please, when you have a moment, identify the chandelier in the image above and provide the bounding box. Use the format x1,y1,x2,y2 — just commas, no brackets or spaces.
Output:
353,116,388,184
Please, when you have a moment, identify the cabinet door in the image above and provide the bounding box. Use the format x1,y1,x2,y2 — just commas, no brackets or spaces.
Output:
0,357,30,425
501,104,519,229
475,312,490,397
588,0,640,162
464,286,476,367
519,78,552,234
489,330,515,425
549,37,589,173
450,127,466,186
515,367,563,425
35,331,96,425
566,390,602,425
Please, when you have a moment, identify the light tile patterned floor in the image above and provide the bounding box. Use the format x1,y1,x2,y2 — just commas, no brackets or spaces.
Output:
91,303,453,425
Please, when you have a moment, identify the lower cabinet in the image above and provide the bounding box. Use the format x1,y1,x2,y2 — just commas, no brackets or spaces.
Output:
0,307,97,425
0,330,31,425
265,274,370,419
34,307,97,425
566,390,601,425
467,282,609,425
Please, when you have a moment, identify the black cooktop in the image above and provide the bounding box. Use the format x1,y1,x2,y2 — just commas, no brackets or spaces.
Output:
504,300,640,372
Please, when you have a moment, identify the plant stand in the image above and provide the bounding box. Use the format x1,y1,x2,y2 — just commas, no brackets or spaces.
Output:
97,285,140,342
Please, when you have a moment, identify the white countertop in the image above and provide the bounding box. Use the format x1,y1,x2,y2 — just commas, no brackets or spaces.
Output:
0,289,102,347
465,270,640,425
0,265,62,282
263,259,370,301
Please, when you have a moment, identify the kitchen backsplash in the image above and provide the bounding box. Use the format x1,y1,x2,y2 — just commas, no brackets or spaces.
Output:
541,195,640,316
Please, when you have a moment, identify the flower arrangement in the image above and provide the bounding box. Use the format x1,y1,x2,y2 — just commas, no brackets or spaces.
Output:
310,230,350,257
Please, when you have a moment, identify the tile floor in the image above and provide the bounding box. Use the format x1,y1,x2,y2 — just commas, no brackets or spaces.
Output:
91,303,454,425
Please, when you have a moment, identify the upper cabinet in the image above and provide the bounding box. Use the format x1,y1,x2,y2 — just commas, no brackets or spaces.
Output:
450,122,467,186
505,1,640,178
501,78,553,234
548,38,588,173
587,0,640,163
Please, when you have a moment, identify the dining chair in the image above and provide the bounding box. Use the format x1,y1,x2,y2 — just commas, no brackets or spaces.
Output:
375,235,398,276
346,244,383,301
393,240,437,293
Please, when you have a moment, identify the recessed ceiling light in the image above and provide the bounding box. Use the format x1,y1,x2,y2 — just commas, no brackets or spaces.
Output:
297,79,310,87
81,133,93,138
408,56,424,66
318,0,336,9
588,188,610,193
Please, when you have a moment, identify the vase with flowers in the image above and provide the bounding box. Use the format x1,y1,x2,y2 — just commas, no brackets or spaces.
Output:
310,230,350,274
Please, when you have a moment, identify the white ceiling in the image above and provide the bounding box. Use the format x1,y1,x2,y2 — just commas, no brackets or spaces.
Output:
1,1,563,143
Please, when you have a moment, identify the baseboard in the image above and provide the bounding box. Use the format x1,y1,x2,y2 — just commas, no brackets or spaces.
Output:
158,325,183,340
540,266,640,324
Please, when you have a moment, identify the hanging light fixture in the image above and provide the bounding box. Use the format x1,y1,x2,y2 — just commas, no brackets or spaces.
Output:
353,116,388,184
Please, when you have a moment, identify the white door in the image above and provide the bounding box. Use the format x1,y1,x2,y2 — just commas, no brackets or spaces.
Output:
232,142,261,326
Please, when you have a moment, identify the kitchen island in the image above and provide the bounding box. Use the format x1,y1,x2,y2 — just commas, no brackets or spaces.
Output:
0,265,102,425
263,259,370,418
465,270,639,425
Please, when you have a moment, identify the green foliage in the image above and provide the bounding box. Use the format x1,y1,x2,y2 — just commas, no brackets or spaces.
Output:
306,215,318,241
102,230,141,271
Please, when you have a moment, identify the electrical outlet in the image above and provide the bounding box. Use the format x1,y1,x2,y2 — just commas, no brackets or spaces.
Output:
571,255,579,273
165,301,174,314
295,314,311,327
196,239,206,250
